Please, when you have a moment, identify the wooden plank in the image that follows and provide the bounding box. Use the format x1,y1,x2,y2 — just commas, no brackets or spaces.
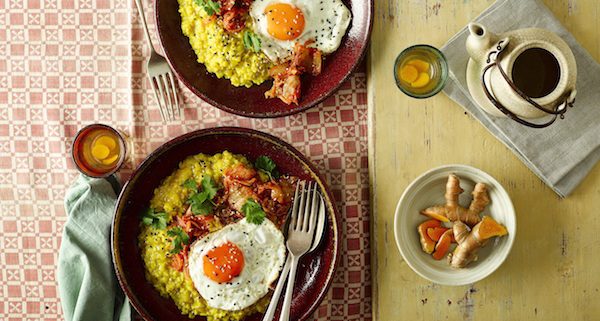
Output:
368,0,600,320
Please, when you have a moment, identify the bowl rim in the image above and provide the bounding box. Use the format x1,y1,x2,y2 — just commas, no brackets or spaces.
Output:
111,127,341,321
154,0,374,118
393,164,516,286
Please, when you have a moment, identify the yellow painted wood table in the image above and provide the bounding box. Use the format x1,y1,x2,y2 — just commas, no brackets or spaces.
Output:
368,0,600,320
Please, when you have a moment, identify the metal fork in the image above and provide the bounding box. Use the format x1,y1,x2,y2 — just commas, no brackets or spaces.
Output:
278,181,321,321
134,0,180,121
262,182,325,321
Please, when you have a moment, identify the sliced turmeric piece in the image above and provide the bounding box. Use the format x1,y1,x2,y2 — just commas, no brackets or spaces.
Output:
399,64,419,83
101,153,119,165
417,219,441,254
432,229,453,260
95,135,117,151
477,215,508,238
427,227,448,242
91,144,110,160
411,72,431,88
407,59,430,73
420,209,450,223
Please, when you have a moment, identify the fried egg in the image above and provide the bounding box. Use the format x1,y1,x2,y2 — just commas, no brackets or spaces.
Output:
187,218,286,311
249,0,352,62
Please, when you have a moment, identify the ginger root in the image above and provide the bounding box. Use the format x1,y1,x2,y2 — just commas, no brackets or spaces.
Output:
449,216,508,268
421,174,490,227
417,219,441,254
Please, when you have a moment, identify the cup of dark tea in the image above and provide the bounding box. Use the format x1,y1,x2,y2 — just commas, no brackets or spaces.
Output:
71,124,129,178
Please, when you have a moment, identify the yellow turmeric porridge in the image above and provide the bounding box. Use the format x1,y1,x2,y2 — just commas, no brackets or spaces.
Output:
138,151,295,320
173,0,352,104
178,0,273,87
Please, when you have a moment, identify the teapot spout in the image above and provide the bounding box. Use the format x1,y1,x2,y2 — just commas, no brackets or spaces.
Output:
466,23,497,62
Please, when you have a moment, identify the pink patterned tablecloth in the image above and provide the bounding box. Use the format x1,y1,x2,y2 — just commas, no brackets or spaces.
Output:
0,0,371,320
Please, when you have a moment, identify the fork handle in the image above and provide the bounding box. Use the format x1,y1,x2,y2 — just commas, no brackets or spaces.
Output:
134,0,155,50
262,256,292,321
278,255,300,321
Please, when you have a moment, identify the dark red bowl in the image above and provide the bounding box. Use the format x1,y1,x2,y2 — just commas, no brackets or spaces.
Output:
154,0,373,118
112,127,341,321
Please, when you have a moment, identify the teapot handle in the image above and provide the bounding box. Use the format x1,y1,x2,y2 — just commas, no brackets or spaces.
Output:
481,40,575,129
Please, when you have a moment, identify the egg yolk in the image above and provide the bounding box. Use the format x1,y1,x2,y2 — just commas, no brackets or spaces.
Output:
264,3,305,41
203,242,245,283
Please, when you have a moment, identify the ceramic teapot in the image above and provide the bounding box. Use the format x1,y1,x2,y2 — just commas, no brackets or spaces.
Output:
465,23,577,128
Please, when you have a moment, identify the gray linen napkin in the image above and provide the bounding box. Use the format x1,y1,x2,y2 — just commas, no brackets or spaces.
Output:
441,0,600,197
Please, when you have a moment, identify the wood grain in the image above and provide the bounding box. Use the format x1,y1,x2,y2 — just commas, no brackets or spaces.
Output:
368,0,600,320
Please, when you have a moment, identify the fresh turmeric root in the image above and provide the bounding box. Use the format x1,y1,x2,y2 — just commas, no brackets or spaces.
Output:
420,174,490,227
449,216,508,268
418,219,441,254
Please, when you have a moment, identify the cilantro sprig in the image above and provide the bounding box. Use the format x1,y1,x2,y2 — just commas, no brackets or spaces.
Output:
182,178,197,190
142,208,168,230
167,227,190,254
255,155,279,180
185,176,219,215
194,0,221,16
243,31,262,53
241,199,266,225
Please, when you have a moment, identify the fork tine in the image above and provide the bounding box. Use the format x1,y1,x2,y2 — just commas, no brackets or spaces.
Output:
302,182,314,231
157,75,173,121
159,74,173,120
155,76,170,121
150,76,167,121
167,72,180,118
308,184,320,233
295,181,308,231
289,180,302,232
162,73,176,120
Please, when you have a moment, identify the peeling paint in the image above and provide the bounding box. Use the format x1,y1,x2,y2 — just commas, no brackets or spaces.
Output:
568,0,577,15
432,3,441,15
375,0,399,27
425,2,442,19
457,285,477,321
561,232,567,256
558,259,574,279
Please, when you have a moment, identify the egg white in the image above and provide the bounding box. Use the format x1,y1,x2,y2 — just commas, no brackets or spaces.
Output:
249,0,352,62
187,218,286,311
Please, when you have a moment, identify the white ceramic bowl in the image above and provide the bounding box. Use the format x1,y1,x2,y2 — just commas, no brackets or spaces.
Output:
394,164,516,286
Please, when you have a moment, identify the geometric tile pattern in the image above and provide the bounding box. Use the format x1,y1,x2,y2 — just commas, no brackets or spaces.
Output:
0,0,371,320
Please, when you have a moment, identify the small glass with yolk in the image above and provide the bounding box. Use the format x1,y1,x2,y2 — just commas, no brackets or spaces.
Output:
394,45,448,98
71,124,129,178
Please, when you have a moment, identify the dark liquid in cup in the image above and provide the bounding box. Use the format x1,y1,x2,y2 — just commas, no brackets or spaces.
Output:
511,48,561,98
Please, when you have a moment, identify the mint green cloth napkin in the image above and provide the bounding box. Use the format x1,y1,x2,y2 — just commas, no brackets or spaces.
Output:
58,174,132,321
